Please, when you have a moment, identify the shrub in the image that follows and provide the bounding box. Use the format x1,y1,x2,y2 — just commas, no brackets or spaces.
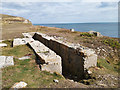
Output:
80,33,94,37
103,39,120,49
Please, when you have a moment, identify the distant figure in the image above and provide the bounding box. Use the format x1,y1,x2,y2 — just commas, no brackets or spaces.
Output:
70,28,75,32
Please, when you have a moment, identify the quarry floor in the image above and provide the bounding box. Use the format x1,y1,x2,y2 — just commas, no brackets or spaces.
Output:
1,23,120,88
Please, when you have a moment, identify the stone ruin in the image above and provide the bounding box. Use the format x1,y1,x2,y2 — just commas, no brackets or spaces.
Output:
13,32,97,79
32,32,97,79
88,31,103,37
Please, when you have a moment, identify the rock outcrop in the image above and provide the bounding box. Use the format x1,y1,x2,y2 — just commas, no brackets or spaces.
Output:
1,14,32,25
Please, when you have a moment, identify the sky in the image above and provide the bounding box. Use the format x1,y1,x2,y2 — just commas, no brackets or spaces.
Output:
0,0,119,24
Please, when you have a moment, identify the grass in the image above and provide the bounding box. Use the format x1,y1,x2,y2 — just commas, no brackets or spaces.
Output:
102,39,120,49
80,33,94,37
97,58,119,73
2,58,63,88
2,40,64,88
2,40,34,58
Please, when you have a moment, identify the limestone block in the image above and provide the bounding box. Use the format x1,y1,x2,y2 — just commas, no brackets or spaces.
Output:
29,40,62,74
11,81,27,88
22,33,32,38
70,29,75,32
84,54,97,69
0,56,14,68
18,56,30,60
0,43,7,47
13,38,34,47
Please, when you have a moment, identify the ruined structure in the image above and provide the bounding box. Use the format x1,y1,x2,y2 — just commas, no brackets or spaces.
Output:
32,32,97,79
13,32,97,79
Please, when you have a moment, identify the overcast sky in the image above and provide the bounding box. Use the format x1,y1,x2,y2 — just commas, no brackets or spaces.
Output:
1,1,118,24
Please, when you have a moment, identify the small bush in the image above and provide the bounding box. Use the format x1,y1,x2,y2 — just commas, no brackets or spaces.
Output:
80,33,94,37
102,39,120,49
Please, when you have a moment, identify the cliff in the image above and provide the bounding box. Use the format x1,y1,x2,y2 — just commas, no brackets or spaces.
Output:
0,14,32,25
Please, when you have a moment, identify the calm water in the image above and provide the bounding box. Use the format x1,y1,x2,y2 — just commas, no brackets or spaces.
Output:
34,23,118,37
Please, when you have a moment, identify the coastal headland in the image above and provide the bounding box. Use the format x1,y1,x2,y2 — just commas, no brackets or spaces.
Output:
1,14,119,88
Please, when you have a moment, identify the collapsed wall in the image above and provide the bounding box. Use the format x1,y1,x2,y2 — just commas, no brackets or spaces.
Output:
33,32,97,79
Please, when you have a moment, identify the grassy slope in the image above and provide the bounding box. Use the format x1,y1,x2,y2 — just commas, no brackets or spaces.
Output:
30,26,120,87
1,40,64,88
1,14,33,40
2,40,88,88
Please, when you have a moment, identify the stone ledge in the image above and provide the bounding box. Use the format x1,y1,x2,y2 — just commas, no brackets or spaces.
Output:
28,40,62,74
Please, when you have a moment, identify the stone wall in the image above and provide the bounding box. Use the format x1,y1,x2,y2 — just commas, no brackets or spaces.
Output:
33,32,97,79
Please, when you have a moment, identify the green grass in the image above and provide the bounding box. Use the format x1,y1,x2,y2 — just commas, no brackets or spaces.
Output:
80,33,94,37
2,58,63,88
102,39,120,49
2,40,34,58
97,58,119,73
2,40,64,88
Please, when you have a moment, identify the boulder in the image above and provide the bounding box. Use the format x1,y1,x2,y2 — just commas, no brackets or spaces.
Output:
70,29,75,32
88,31,103,37
11,81,27,88
0,56,14,68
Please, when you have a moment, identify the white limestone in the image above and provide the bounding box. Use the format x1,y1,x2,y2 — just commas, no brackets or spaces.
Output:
29,40,62,74
0,56,14,68
0,43,7,47
11,81,27,88
18,56,30,60
22,33,32,38
13,38,34,47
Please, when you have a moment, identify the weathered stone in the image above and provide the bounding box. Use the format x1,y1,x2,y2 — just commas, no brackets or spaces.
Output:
88,31,103,37
0,56,14,68
53,79,59,83
22,33,32,38
0,43,7,47
13,38,34,47
0,40,4,43
33,32,97,79
70,29,75,32
28,40,62,74
18,56,30,60
11,81,27,88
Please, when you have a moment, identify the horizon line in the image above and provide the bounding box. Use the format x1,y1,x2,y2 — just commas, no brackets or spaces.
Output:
33,22,117,24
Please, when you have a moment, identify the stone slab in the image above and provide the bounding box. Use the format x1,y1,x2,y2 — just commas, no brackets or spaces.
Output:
13,38,34,47
0,56,14,68
0,43,7,47
29,40,62,74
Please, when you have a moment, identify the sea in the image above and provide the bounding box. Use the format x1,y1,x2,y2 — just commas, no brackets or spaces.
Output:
34,22,118,38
